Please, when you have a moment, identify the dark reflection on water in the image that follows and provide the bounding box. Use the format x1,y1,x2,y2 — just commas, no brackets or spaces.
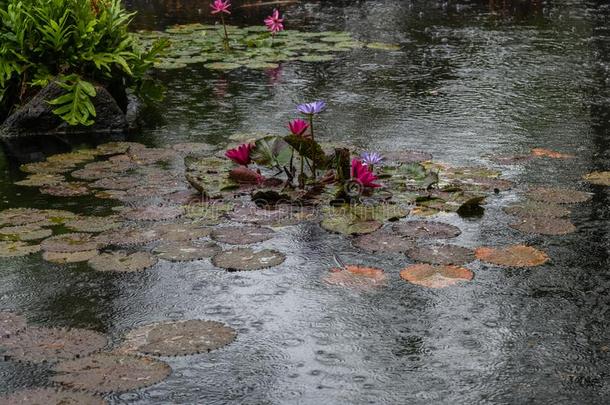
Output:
1,0,609,404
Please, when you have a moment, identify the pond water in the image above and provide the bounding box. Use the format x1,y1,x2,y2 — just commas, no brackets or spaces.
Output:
1,0,609,404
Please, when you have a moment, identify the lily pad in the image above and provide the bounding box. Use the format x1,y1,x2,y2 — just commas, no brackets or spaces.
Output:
0,326,107,363
298,54,335,62
0,225,52,241
212,248,285,271
503,200,571,218
531,148,574,159
118,320,237,357
0,388,107,405
96,141,145,156
509,216,576,235
0,208,49,226
41,233,101,253
211,226,275,245
400,264,474,288
407,244,474,265
366,42,401,51
90,176,141,191
352,230,416,253
64,216,122,233
15,173,65,187
0,241,41,257
583,171,610,186
96,226,163,247
392,220,461,239
0,311,26,337
88,251,158,273
526,187,592,204
171,142,216,156
42,249,99,264
323,265,387,289
153,240,221,262
475,245,549,267
118,205,184,222
204,62,241,71
52,353,171,393
40,182,90,197
152,222,212,241
321,215,382,236
20,161,74,174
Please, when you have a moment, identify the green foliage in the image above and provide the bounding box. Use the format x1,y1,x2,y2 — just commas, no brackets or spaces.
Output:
0,0,167,125
284,135,328,169
251,136,292,169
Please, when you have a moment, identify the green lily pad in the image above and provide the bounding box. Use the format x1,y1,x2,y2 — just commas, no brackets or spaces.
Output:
154,240,221,262
64,216,122,233
366,42,401,51
0,224,52,241
212,248,285,271
88,251,158,273
320,206,382,236
43,249,99,264
40,182,90,197
0,241,41,257
204,62,241,71
298,54,335,62
15,173,65,187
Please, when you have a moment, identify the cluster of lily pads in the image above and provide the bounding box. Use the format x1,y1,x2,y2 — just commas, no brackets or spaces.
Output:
136,23,398,71
0,311,236,403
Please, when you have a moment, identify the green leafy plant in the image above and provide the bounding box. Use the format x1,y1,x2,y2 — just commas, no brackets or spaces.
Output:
0,0,168,125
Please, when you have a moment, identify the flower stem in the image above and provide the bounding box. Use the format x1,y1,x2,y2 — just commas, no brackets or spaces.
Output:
221,15,230,51
309,115,316,182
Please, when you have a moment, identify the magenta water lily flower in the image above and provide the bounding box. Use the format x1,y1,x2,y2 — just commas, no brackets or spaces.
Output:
225,143,253,166
351,159,381,188
211,0,231,14
288,119,309,137
297,100,326,115
265,9,284,34
361,152,383,168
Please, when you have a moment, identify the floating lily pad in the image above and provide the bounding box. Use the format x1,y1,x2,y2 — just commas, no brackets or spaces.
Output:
153,240,221,262
407,244,474,265
88,251,158,273
96,226,163,247
489,154,534,165
298,54,335,62
0,311,26,337
183,202,234,225
118,205,184,222
40,182,90,197
118,320,237,357
0,326,107,363
583,171,610,186
46,150,97,165
0,208,49,226
212,248,285,271
475,245,549,267
323,265,387,289
228,205,290,225
244,61,280,69
366,42,401,51
96,142,146,156
64,216,122,233
43,249,99,264
204,62,241,71
0,241,41,257
0,388,107,405
52,353,171,393
20,161,73,174
39,209,80,225
90,176,141,191
41,233,101,253
392,220,461,239
526,187,592,204
531,148,574,159
211,226,275,245
0,225,52,241
321,215,381,236
152,222,212,241
15,173,65,187
503,200,571,218
320,205,399,236
509,216,576,235
352,230,416,253
400,264,474,288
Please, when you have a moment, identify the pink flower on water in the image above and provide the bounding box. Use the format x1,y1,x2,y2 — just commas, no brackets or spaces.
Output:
288,119,309,137
225,143,253,166
264,9,284,34
351,159,381,188
211,0,231,14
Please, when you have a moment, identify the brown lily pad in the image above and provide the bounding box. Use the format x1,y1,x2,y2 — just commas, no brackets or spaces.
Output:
526,187,592,204
20,161,74,174
88,251,158,273
154,240,221,262
0,311,26,337
0,326,107,363
40,182,90,197
96,226,163,246
118,320,237,356
51,353,171,393
400,264,474,288
0,225,52,241
323,265,387,289
531,148,574,159
43,250,99,264
509,216,576,235
475,245,549,267
64,216,122,233
583,171,610,186
0,209,49,227
96,141,145,156
211,226,275,245
0,241,41,257
503,200,571,218
392,220,461,239
118,205,184,222
352,230,416,253
407,244,474,265
212,248,285,271
15,173,65,187
0,387,107,405
41,233,101,253
151,222,212,241
90,176,141,191
228,205,291,225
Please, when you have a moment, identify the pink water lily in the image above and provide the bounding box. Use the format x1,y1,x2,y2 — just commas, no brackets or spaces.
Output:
264,9,284,34
288,119,309,137
351,159,381,188
225,143,253,166
211,0,231,14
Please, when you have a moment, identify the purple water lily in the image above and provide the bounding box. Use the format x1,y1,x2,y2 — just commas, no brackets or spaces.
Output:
297,100,326,115
361,152,383,169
